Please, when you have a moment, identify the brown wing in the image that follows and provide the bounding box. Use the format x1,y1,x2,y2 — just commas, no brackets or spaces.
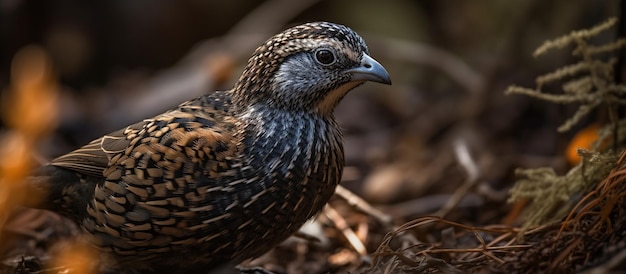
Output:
50,121,147,178
84,105,243,260
50,93,235,179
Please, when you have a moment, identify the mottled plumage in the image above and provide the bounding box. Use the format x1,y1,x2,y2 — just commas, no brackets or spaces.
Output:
26,22,390,273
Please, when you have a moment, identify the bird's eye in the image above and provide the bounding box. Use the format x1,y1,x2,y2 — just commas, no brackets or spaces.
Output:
314,49,336,65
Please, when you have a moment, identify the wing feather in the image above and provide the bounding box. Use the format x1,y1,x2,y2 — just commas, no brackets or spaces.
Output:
50,121,147,177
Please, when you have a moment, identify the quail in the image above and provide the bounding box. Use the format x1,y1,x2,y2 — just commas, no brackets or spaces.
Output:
24,21,391,273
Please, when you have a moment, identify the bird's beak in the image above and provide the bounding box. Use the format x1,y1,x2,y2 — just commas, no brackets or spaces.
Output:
346,53,391,85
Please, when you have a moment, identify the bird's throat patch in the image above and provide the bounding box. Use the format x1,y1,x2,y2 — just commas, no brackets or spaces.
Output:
315,81,363,115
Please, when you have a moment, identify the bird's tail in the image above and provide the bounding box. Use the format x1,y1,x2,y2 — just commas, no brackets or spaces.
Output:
23,165,96,223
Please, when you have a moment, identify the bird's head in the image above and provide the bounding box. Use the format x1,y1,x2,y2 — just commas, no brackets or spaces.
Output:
234,22,391,116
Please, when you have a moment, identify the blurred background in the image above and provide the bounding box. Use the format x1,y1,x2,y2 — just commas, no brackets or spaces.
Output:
0,0,622,273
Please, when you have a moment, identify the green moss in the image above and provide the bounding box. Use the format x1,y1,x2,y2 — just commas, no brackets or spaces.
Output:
506,17,626,228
